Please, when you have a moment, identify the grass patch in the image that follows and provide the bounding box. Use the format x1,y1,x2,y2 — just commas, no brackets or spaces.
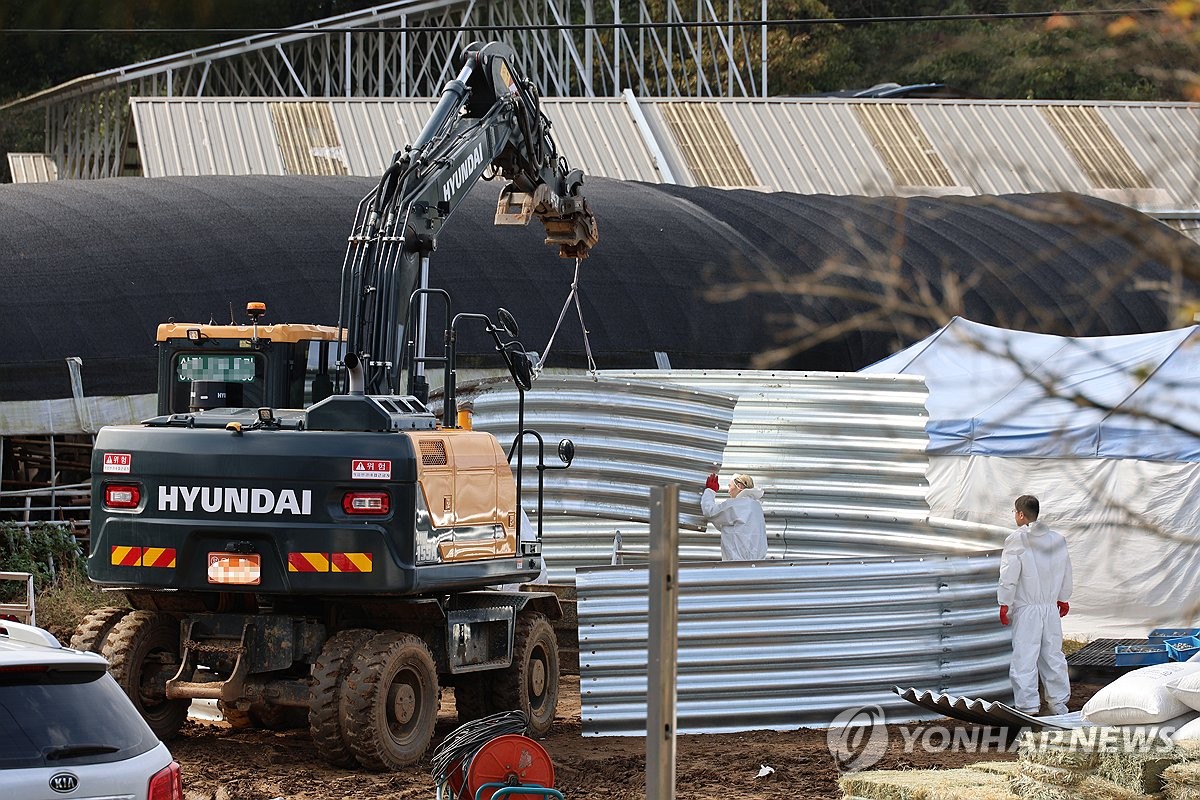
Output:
34,568,127,644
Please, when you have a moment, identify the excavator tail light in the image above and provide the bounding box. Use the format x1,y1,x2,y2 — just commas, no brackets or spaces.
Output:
104,483,142,509
342,491,390,515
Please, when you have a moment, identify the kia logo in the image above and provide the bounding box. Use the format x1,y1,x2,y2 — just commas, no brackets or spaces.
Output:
49,772,78,793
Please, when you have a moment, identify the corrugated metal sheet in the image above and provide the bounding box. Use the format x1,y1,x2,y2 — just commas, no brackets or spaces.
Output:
700,98,1199,208
1041,106,1151,190
576,552,1013,735
462,370,1006,583
460,375,739,532
854,104,957,188
131,97,660,181
129,96,1200,212
893,687,1081,730
133,99,286,176
658,103,758,187
269,102,349,175
6,153,58,183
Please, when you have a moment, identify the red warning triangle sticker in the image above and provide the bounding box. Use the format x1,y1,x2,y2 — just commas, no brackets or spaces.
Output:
355,461,366,470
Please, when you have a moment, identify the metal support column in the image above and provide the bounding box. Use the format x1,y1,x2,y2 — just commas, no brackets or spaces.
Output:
646,484,678,800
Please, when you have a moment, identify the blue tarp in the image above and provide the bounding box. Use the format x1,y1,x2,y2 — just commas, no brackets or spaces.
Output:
863,318,1200,461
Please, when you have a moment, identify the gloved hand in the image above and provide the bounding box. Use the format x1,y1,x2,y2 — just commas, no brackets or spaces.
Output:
705,473,720,492
1057,601,1069,618
999,605,1010,626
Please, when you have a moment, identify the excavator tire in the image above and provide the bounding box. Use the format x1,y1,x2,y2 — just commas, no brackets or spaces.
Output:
454,674,500,725
102,610,189,740
489,611,559,736
341,632,439,771
308,627,374,767
69,606,130,653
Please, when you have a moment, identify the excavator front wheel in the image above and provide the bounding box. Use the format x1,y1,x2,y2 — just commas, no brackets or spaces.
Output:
102,610,189,740
490,611,559,736
341,632,439,770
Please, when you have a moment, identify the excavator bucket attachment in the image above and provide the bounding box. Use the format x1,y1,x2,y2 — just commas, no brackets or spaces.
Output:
495,185,599,259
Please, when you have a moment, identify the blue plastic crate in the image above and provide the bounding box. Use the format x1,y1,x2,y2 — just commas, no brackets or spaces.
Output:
1163,636,1200,661
1148,627,1200,642
1114,644,1170,666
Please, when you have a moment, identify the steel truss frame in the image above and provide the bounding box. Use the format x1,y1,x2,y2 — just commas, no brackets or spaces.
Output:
35,0,770,179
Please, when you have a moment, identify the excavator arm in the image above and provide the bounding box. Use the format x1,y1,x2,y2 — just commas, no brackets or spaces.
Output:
337,41,599,396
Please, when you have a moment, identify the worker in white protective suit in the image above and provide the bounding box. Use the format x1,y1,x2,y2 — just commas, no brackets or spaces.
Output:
998,494,1073,716
701,472,767,561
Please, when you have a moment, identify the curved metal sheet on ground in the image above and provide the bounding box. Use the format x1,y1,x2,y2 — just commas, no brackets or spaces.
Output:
892,687,1082,731
458,375,738,531
575,551,1012,735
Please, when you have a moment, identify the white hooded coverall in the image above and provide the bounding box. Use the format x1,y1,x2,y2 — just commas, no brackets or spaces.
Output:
701,487,767,561
997,520,1073,715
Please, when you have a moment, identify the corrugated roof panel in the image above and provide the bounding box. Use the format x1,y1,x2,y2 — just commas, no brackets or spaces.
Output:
854,104,956,188
717,100,898,194
1099,104,1200,207
539,99,661,183
1041,105,1151,190
133,99,285,176
5,153,58,183
268,102,349,175
658,102,758,187
132,97,656,181
328,100,438,174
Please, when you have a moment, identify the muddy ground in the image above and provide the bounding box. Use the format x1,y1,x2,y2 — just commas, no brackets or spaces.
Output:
173,677,1105,800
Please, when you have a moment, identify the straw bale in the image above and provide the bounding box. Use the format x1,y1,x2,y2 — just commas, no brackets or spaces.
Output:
1017,762,1083,787
838,768,1016,800
965,762,1022,777
1017,731,1101,770
1164,760,1200,800
1094,743,1187,794
1010,774,1155,800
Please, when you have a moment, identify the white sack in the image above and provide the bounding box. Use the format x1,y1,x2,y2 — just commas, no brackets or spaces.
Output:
1083,662,1200,725
1167,669,1200,714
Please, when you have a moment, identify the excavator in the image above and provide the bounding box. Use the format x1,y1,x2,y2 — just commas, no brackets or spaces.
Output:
73,41,598,771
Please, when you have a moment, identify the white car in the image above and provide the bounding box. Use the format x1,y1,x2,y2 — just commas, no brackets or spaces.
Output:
0,620,182,800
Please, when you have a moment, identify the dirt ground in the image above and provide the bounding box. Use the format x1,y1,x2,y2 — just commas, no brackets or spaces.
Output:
172,677,1106,800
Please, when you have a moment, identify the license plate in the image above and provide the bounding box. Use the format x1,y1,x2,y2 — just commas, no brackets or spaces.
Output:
207,553,261,585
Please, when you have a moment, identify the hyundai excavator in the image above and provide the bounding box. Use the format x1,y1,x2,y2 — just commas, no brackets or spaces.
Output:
72,41,598,771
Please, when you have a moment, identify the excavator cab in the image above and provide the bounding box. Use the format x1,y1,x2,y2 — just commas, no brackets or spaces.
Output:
155,302,340,415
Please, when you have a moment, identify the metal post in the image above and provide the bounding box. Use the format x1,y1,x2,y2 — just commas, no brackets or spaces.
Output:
646,484,678,800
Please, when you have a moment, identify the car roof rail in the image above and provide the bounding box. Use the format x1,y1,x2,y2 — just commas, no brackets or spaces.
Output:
0,620,62,649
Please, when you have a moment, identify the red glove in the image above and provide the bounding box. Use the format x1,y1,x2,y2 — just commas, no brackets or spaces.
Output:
999,605,1010,626
1058,601,1069,618
705,473,720,492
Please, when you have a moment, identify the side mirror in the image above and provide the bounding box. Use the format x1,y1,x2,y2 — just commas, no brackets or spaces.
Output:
511,350,534,391
496,307,520,338
558,438,575,465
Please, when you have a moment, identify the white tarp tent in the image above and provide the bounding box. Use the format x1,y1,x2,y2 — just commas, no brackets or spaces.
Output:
864,317,1200,637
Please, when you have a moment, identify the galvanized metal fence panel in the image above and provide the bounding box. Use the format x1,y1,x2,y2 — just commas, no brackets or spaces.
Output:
463,370,996,582
461,376,739,532
576,549,1012,736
